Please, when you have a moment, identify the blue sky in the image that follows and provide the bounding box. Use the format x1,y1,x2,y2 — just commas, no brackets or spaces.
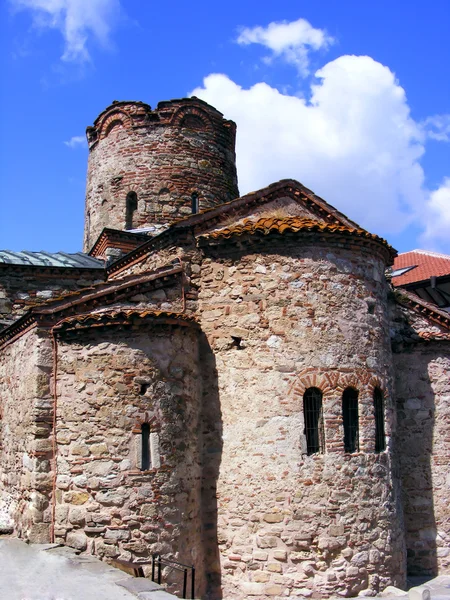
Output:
1,0,449,254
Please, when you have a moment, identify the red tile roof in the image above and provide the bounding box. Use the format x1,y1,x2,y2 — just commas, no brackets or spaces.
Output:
199,216,394,255
54,309,198,333
392,250,450,286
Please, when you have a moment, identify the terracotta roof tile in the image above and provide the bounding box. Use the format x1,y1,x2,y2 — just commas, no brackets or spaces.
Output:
395,289,450,330
392,250,450,286
54,309,197,332
200,216,393,251
418,331,450,341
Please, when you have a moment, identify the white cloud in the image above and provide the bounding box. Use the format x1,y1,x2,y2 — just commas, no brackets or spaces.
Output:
237,18,334,76
421,179,450,250
422,114,450,142
64,135,87,148
11,0,121,62
192,55,430,240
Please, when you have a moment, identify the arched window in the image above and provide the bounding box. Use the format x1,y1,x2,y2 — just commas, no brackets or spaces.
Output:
342,387,359,453
191,192,199,214
303,387,324,455
180,114,206,130
374,387,386,452
125,192,138,230
141,422,150,471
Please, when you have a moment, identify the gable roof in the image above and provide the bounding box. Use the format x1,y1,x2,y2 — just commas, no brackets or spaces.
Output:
108,179,389,275
392,249,450,286
88,228,151,258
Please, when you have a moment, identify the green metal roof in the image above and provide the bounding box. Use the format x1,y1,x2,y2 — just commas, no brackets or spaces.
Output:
0,250,104,269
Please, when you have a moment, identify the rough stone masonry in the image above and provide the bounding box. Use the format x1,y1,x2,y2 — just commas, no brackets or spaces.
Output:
0,97,449,600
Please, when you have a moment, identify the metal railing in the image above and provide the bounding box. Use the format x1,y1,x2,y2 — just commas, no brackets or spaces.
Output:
151,553,195,599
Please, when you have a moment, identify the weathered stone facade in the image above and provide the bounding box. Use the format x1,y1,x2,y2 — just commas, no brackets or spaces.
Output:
0,329,53,542
1,98,449,599
0,266,104,329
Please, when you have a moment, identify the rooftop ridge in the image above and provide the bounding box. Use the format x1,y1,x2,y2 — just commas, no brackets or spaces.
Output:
403,249,450,259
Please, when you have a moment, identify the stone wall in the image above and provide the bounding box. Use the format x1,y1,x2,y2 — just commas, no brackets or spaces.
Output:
52,323,205,596
195,241,405,598
84,99,239,251
0,329,53,541
0,269,104,330
393,343,450,576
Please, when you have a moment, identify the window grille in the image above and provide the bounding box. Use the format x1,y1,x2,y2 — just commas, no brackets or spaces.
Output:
342,387,359,453
303,387,324,455
141,422,150,470
374,387,386,452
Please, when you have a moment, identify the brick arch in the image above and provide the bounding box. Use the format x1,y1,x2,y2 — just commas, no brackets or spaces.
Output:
171,106,213,131
98,110,132,139
132,414,158,434
290,369,337,399
367,375,388,397
156,180,177,195
289,368,388,400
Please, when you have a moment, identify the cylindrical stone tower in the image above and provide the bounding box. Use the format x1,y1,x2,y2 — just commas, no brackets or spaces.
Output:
83,98,239,252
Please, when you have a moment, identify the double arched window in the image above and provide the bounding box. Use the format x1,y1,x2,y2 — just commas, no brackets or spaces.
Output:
303,387,324,455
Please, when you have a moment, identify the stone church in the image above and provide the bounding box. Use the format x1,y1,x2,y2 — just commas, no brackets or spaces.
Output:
0,97,449,599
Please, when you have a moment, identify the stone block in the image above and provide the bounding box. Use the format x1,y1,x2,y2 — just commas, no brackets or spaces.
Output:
408,586,431,600
241,582,265,596
28,523,51,543
252,571,270,583
263,512,284,523
66,531,87,551
265,584,284,595
64,491,90,505
293,588,313,597
95,490,125,506
105,528,131,541
257,535,279,548
69,507,86,526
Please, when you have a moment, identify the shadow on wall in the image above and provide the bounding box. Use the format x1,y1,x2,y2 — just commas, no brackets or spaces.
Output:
199,333,223,600
394,346,439,578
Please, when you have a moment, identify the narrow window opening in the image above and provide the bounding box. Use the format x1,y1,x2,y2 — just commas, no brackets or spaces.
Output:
191,192,199,214
141,423,150,470
342,387,359,453
125,192,138,230
374,387,386,452
303,387,324,455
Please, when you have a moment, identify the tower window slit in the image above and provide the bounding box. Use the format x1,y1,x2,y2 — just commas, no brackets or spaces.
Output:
141,422,150,470
125,191,138,230
191,192,199,214
374,387,386,452
303,387,324,455
342,387,359,453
